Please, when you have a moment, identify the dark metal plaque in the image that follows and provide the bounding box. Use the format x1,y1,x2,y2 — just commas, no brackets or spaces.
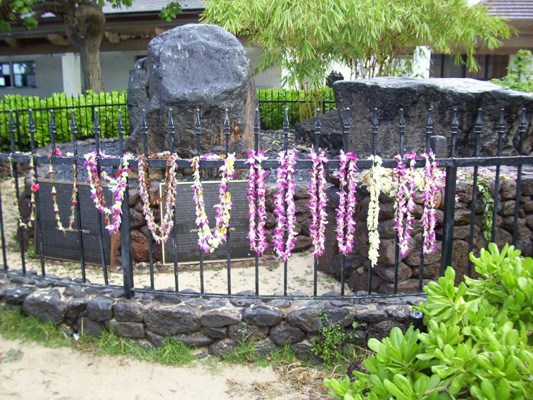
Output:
163,180,252,264
36,181,111,264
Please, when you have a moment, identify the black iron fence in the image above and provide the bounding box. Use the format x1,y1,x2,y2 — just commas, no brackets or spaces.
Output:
0,89,336,150
0,105,531,300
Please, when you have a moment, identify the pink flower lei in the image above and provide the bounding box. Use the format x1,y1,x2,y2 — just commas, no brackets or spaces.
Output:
273,148,298,262
191,153,236,253
308,148,328,258
421,150,444,255
394,152,417,258
48,148,79,233
84,151,132,235
137,152,179,244
8,153,37,229
335,150,358,255
245,150,269,256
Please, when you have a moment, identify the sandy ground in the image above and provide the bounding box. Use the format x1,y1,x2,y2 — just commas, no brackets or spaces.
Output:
0,338,325,400
0,178,347,296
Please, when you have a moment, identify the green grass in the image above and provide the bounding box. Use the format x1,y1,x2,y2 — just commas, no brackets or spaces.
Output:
0,306,71,347
0,306,195,366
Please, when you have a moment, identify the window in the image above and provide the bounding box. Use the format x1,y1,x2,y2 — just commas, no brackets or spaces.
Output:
0,63,11,87
0,61,36,88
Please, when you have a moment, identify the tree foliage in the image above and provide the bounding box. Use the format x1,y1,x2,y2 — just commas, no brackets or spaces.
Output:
202,0,513,88
0,1,182,92
492,50,533,93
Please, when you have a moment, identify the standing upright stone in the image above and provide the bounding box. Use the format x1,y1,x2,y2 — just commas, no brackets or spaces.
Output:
126,24,257,155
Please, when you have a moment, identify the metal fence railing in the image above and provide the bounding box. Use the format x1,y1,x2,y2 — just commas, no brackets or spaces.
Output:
0,105,531,300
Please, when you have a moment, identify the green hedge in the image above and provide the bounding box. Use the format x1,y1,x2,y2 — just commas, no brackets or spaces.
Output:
0,87,336,150
0,91,129,151
257,87,336,130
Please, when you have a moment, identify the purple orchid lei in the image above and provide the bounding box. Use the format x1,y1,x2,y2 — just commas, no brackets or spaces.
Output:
49,151,79,233
84,151,132,235
245,150,269,256
137,152,179,244
273,148,298,262
394,152,417,258
335,150,358,255
421,150,444,255
8,153,37,229
191,153,236,253
308,148,329,258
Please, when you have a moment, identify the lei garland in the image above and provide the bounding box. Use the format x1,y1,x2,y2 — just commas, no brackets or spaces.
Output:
366,155,385,267
245,150,269,256
8,154,38,229
191,153,236,253
48,148,79,233
335,150,358,255
308,148,329,258
137,152,179,244
84,151,132,235
421,150,444,255
394,152,417,258
273,148,298,262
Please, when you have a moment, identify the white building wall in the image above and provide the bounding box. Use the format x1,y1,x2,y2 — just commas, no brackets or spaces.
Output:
246,47,282,89
100,51,143,91
0,54,63,97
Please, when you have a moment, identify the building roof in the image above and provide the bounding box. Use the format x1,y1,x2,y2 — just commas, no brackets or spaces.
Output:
102,0,205,14
482,0,533,20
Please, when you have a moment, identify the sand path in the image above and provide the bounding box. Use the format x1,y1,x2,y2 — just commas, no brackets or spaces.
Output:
0,338,323,400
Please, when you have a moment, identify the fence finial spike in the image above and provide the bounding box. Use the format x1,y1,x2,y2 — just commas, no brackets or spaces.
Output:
399,108,405,126
195,109,201,129
283,106,289,130
371,108,378,127
520,107,527,125
475,108,483,128
224,109,230,129
254,107,260,129
498,108,505,127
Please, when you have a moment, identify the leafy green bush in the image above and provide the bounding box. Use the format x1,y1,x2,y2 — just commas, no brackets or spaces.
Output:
492,50,533,93
311,312,358,365
0,90,129,151
257,87,336,130
324,243,533,399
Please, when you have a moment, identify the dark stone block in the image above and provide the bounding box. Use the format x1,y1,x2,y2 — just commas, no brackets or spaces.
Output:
243,306,283,327
254,338,278,357
4,286,36,305
113,301,144,323
270,324,305,346
287,308,321,333
144,305,201,336
109,320,145,339
77,316,104,337
22,289,67,324
86,297,114,322
203,326,228,340
208,338,238,357
200,308,242,328
173,333,214,347
228,322,269,342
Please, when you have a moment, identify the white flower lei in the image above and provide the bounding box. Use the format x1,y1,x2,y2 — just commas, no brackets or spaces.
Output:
137,152,179,244
191,153,236,253
366,155,385,267
8,153,37,229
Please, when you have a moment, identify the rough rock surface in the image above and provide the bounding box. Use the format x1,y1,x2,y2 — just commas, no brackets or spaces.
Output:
126,24,257,155
298,78,532,157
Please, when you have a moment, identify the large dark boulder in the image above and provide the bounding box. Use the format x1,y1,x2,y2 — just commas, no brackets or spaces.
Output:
126,24,257,155
333,78,533,157
298,78,532,157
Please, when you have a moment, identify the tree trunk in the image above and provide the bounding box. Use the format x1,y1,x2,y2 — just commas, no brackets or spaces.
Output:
63,3,106,93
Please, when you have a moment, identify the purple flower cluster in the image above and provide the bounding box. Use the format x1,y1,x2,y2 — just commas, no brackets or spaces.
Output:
394,152,417,258
273,148,298,262
245,150,269,256
421,150,444,255
308,148,328,258
336,151,358,255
